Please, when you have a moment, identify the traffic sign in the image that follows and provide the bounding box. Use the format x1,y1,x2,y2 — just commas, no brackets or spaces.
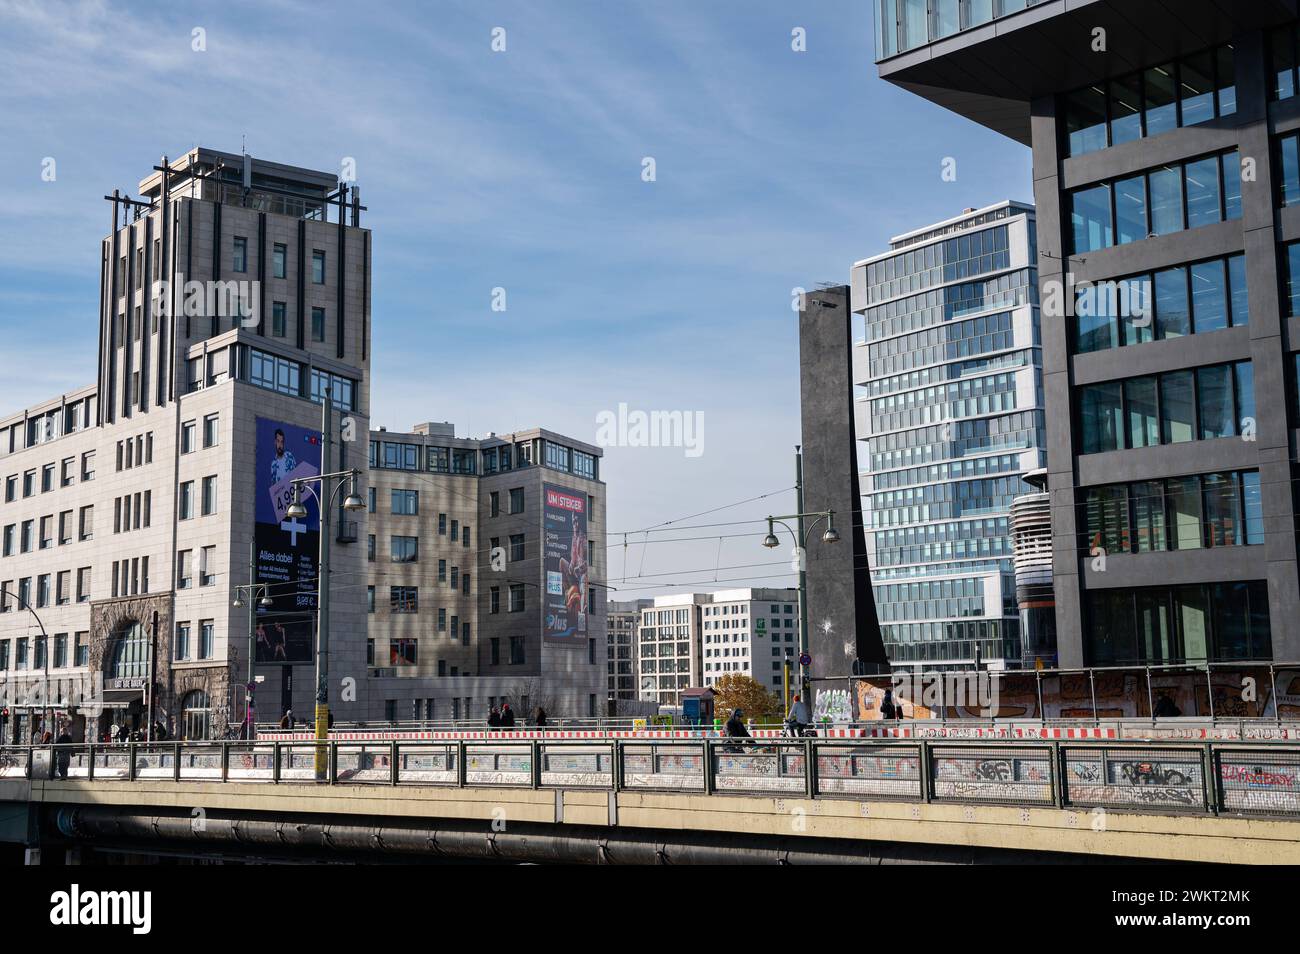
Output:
799,652,812,667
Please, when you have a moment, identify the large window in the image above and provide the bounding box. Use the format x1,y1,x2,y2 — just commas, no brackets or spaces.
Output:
1078,361,1253,455
1086,581,1271,665
1069,151,1241,254
390,535,418,563
109,621,149,680
1063,45,1235,156
390,489,418,515
1082,471,1261,554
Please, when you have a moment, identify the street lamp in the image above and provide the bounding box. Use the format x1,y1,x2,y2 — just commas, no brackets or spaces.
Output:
286,383,366,780
759,447,842,701
230,541,277,739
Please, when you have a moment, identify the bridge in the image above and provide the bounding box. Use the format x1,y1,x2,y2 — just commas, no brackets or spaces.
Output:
2,733,1299,864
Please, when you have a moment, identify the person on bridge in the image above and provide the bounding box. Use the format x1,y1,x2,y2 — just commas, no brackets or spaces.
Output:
724,708,753,751
786,695,811,737
54,726,72,779
280,709,295,730
535,707,548,727
488,706,501,730
500,703,515,729
880,689,897,720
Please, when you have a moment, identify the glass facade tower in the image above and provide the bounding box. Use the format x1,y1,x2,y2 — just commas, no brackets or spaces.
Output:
850,202,1045,669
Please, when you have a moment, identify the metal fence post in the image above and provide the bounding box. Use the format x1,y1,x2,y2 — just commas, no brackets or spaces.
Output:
531,740,541,789
804,738,818,798
389,740,399,785
86,743,94,782
1271,665,1280,724
173,741,181,782
920,740,933,803
25,745,34,780
1205,665,1215,722
1089,669,1098,725
702,740,715,796
1051,742,1065,808
611,741,622,792
1202,743,1219,815
457,740,467,787
272,742,281,784
221,742,229,783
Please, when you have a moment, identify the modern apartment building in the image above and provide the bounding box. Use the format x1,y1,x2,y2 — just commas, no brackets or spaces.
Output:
365,424,606,720
850,202,1046,669
0,147,372,741
607,599,651,704
874,0,1299,664
635,588,799,706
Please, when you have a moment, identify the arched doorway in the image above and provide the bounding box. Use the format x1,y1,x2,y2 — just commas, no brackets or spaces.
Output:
181,690,211,740
106,620,149,739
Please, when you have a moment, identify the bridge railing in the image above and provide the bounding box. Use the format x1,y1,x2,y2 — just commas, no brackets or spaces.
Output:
9,739,1300,818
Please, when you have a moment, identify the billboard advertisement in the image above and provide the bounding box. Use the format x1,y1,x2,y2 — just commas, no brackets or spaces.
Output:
543,483,588,642
253,417,321,664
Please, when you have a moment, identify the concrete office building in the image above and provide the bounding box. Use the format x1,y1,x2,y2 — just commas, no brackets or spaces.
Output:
607,599,651,704
0,147,372,740
635,588,799,706
850,202,1046,669
874,0,1299,663
365,424,607,720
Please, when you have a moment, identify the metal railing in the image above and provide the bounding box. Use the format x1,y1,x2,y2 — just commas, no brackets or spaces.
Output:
4,738,1299,818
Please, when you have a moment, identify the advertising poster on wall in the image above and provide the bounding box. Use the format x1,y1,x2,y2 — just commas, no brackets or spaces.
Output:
254,417,321,664
543,483,588,643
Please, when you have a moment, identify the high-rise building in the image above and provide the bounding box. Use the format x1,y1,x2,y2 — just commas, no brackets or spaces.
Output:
0,147,372,740
874,0,1297,664
850,201,1045,669
607,599,651,704
366,424,606,720
635,588,799,706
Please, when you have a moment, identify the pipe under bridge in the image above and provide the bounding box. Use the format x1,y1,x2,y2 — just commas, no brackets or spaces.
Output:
1,736,1298,864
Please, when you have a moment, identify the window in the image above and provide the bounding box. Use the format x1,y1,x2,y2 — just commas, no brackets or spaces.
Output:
509,488,524,514
1063,44,1236,156
312,249,325,284
58,510,72,545
81,452,94,481
1079,361,1253,455
1068,151,1240,254
177,549,192,589
1083,471,1262,555
510,636,526,665
199,546,216,586
60,457,74,487
41,463,54,493
175,623,191,661
78,505,93,541
391,639,418,667
203,413,219,447
391,586,418,613
201,475,218,515
367,586,375,614
56,570,69,605
272,301,287,337
1086,581,1270,665
490,586,500,614
509,534,525,562
509,583,525,613
490,491,500,517
391,535,419,563
233,236,247,273
199,620,214,660
181,420,196,453
311,307,325,342
391,489,418,515
76,567,90,603
273,243,287,279
179,481,194,519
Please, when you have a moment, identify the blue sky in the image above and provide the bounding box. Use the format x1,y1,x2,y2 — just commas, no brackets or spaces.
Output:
0,0,1031,598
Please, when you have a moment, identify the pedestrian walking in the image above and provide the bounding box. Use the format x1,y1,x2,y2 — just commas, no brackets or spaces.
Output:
488,706,501,730
500,703,515,729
